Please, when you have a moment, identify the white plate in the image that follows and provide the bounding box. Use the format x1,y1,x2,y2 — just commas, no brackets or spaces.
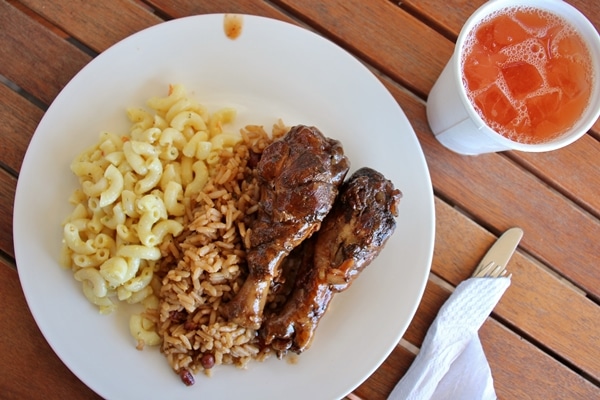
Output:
14,14,434,400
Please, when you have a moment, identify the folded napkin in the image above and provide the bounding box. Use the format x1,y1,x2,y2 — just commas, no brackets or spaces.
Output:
388,273,510,400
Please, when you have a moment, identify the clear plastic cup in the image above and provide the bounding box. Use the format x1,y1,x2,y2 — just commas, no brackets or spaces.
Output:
426,0,600,155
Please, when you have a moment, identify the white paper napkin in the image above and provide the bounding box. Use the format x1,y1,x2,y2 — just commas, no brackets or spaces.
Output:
388,276,510,400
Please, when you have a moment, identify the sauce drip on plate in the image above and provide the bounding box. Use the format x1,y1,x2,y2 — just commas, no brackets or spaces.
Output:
224,14,243,40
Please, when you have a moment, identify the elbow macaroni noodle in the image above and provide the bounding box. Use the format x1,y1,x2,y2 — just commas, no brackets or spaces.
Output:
62,84,242,345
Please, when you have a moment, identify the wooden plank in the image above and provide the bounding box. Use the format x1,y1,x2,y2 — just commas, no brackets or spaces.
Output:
402,0,600,39
273,0,451,97
19,0,163,53
0,261,101,399
0,82,44,174
509,135,600,217
147,0,293,22
0,169,16,259
353,345,415,400
8,0,70,39
0,0,91,105
399,0,473,38
482,322,600,400
425,130,600,298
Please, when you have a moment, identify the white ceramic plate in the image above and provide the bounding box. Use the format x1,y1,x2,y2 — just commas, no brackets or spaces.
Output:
14,14,434,400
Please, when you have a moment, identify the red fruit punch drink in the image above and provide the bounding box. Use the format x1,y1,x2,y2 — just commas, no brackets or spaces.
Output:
426,0,600,155
461,6,594,144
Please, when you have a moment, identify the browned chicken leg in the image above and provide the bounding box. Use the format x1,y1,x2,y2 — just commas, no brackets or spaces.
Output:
221,125,350,329
262,167,402,353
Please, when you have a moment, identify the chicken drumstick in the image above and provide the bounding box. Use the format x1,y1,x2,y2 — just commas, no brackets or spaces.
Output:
221,125,350,329
262,167,401,353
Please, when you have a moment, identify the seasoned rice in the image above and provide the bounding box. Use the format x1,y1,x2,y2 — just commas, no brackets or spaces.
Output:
151,122,289,381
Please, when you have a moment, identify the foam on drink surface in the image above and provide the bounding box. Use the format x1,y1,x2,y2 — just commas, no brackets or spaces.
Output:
461,6,594,144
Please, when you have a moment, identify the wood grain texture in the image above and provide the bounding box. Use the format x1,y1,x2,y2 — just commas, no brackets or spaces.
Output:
402,0,600,41
482,321,600,400
424,135,600,298
6,0,70,39
274,0,451,97
508,136,600,217
0,169,17,259
353,345,415,399
0,260,101,399
147,0,293,22
0,82,43,174
20,0,163,53
0,1,91,106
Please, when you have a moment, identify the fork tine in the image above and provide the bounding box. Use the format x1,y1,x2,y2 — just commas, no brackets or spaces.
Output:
473,261,495,277
490,263,506,277
472,261,508,278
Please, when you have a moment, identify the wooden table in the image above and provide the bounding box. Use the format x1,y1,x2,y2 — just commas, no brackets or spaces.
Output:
1,1,599,399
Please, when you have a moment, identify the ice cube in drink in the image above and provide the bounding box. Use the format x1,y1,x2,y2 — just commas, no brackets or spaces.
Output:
501,61,543,99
